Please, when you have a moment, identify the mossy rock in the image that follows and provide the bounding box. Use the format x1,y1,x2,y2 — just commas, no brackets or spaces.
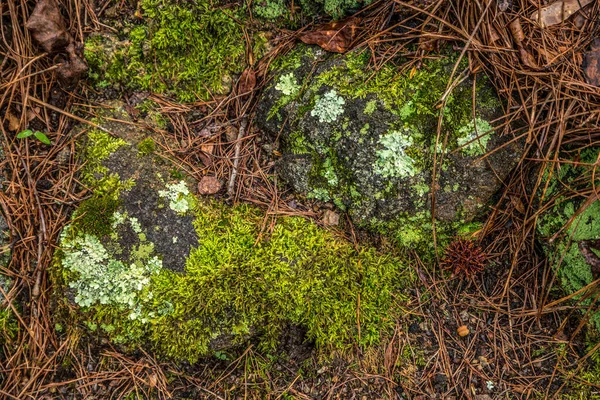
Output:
537,148,600,329
84,0,246,101
54,101,414,362
256,45,522,249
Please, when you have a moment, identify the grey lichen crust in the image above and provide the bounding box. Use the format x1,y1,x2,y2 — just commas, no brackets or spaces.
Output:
257,45,522,247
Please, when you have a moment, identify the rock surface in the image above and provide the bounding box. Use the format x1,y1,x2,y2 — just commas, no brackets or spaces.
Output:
55,101,413,362
257,46,522,246
537,149,600,328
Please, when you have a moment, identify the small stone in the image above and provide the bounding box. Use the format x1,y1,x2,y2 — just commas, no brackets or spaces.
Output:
322,210,340,226
198,176,221,195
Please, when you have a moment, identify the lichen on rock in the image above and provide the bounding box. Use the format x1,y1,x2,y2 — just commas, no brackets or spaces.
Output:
256,45,522,250
54,102,414,363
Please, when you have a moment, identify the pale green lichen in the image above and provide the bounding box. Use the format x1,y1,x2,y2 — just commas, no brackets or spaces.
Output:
158,181,191,214
60,224,162,311
311,90,345,123
457,117,494,156
275,73,300,96
374,130,417,179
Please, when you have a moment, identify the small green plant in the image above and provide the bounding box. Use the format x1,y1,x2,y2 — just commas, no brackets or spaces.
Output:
16,129,51,145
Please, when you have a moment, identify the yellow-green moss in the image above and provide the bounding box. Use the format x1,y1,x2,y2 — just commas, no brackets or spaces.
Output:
62,198,413,363
85,0,247,102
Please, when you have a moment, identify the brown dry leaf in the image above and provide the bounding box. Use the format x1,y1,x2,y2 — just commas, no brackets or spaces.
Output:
530,0,594,27
584,39,600,87
519,45,538,69
508,18,525,43
509,195,525,214
25,0,71,53
5,111,20,132
299,17,360,53
488,26,501,44
198,176,222,195
322,210,340,226
200,141,215,155
26,0,87,83
237,68,256,95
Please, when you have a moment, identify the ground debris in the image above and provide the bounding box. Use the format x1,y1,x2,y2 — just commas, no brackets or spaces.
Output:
584,39,600,87
299,17,359,53
26,0,87,83
530,0,594,27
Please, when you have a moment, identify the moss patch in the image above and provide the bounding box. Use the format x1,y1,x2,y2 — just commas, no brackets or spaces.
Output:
537,148,600,329
85,0,246,102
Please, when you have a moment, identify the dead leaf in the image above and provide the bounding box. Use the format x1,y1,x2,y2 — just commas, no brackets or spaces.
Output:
26,0,71,54
26,0,87,83
200,141,215,155
5,111,20,132
198,176,222,195
584,39,600,87
299,17,360,54
237,68,256,95
322,210,340,226
508,18,525,43
224,125,238,142
509,195,525,214
530,0,594,28
519,45,538,69
488,26,501,44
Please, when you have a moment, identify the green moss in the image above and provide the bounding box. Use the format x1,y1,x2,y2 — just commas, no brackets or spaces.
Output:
62,197,413,362
537,149,600,329
81,129,128,196
137,138,156,156
85,0,247,102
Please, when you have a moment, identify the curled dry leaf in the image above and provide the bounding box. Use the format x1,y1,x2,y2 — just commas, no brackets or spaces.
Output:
26,0,87,83
237,68,256,95
584,39,600,87
299,17,360,54
198,176,222,195
530,0,593,28
322,210,340,226
508,18,525,43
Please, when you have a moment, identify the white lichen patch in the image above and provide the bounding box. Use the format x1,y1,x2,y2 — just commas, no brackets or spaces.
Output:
311,90,345,123
457,117,494,156
60,226,162,310
374,130,417,178
275,73,300,96
159,180,191,214
0,273,12,301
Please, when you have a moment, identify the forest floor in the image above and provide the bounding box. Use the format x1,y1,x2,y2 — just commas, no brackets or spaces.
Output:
2,0,600,398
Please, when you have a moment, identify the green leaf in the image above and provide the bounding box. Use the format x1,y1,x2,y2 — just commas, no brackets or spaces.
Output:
16,129,33,138
34,131,51,145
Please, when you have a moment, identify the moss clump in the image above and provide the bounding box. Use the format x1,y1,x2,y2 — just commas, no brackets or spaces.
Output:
61,198,413,362
85,0,246,102
137,137,156,156
537,148,600,329
253,0,369,21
